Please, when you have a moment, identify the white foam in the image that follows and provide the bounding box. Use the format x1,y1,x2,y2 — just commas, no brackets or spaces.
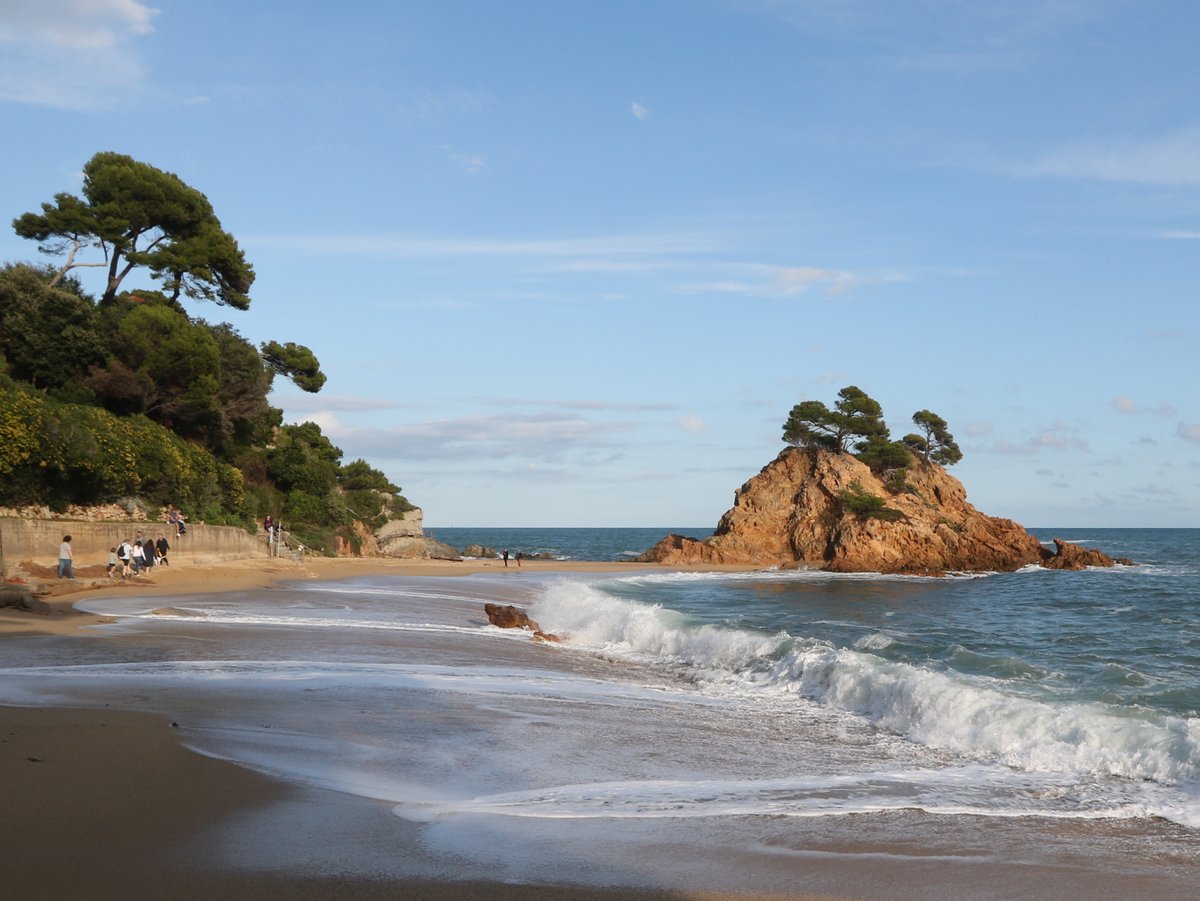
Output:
531,578,1200,803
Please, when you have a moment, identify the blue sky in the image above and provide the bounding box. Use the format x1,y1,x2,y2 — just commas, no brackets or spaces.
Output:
1,0,1198,528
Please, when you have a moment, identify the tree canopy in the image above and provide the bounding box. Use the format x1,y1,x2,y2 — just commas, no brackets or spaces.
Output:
2,150,410,553
13,151,254,308
261,341,327,393
782,386,888,452
782,387,964,490
903,410,963,466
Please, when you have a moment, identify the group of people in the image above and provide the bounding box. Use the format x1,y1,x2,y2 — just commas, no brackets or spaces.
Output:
500,549,524,567
107,531,171,580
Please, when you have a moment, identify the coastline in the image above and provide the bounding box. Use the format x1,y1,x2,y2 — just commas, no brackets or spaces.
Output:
3,553,812,901
5,551,1198,899
0,553,753,637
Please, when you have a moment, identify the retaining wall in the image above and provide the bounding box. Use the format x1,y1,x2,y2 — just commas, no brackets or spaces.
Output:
0,518,265,576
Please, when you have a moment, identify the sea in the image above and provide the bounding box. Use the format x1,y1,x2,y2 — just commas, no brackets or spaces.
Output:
3,526,1199,898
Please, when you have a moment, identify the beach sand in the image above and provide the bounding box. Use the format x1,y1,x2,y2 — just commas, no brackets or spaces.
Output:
4,554,1196,900
4,553,833,901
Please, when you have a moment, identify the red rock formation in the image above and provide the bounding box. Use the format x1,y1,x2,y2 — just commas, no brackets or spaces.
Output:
637,448,1124,574
483,603,561,642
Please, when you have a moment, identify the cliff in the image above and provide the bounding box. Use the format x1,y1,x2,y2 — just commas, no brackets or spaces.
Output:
637,448,1124,573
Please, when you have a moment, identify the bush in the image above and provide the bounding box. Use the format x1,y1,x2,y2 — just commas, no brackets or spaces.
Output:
840,482,905,522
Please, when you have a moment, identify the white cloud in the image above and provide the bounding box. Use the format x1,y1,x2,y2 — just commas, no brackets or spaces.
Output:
0,0,157,49
0,0,158,109
297,411,637,464
678,415,705,434
631,101,651,121
983,425,1090,455
1110,396,1176,416
247,230,726,259
1022,126,1200,187
1178,423,1200,445
679,264,873,298
274,393,408,413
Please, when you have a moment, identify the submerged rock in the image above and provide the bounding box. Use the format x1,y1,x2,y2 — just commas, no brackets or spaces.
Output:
637,448,1127,574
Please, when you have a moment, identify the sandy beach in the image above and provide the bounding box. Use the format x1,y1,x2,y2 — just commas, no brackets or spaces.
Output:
4,553,826,901
5,552,1199,900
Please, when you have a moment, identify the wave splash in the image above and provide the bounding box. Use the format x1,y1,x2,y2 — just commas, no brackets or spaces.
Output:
530,577,1200,824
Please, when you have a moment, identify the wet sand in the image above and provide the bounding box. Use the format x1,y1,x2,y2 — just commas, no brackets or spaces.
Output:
4,555,1197,899
5,554,827,900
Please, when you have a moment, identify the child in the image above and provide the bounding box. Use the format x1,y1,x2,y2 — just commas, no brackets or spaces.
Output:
106,547,118,579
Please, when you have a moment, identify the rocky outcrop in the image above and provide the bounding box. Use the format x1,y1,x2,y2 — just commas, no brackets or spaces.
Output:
637,448,1126,574
374,508,460,559
483,603,560,642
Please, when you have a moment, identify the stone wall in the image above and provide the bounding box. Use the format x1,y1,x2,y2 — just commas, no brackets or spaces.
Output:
0,518,265,576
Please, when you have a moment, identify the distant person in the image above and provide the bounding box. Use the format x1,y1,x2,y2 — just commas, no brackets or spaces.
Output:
167,507,187,537
106,547,118,579
118,539,132,579
264,514,273,535
156,534,170,566
132,539,145,575
57,535,74,580
141,534,155,571
515,551,523,568
502,549,509,567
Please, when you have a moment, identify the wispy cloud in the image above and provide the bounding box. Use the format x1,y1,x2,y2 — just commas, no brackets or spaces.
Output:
1111,395,1176,416
246,230,728,259
980,421,1090,455
680,263,900,297
273,393,409,414
436,144,487,174
740,0,1107,73
290,411,637,463
1178,423,1200,445
0,0,158,109
1019,126,1200,187
631,101,652,121
678,415,706,433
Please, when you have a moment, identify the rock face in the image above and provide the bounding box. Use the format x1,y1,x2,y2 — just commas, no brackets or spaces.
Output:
637,448,1123,574
483,603,560,642
375,508,461,559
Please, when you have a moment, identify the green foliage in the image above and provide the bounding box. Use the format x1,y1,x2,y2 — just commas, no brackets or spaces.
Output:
5,152,413,555
260,340,326,393
97,301,223,439
909,409,963,466
839,481,905,522
0,382,244,514
783,386,888,453
339,458,400,493
0,264,105,393
13,151,254,308
783,387,965,471
267,422,342,496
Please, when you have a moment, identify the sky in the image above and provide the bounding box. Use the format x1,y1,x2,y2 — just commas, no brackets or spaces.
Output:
1,0,1198,528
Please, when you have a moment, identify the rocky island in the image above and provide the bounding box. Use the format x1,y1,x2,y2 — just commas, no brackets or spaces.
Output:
638,388,1128,574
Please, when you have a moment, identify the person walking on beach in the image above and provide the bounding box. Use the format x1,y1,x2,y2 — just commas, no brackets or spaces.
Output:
502,549,509,567
131,539,145,575
155,534,170,566
106,547,118,579
140,536,155,572
57,535,74,580
515,551,523,568
118,539,132,579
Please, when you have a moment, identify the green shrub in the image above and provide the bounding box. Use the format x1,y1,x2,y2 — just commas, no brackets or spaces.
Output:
840,481,905,522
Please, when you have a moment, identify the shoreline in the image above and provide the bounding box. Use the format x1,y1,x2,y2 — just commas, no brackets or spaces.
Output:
6,552,1198,899
0,553,755,637
1,554,821,901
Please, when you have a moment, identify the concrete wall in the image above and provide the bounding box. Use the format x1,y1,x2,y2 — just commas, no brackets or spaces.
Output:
0,518,265,576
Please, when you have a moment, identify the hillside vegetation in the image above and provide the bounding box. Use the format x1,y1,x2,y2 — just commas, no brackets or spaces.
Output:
0,152,410,552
